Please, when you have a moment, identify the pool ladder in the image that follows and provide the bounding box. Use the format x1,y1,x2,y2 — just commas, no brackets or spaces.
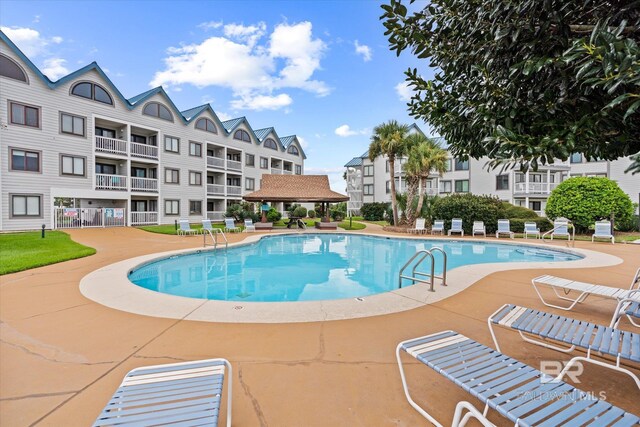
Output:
398,248,447,292
203,228,228,250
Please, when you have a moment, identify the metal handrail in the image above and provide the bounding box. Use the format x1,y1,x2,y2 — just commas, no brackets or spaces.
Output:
203,228,228,250
398,248,448,292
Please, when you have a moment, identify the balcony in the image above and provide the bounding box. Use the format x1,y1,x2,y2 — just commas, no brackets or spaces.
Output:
514,182,559,195
131,177,158,192
95,136,127,156
207,156,225,169
130,142,158,160
206,211,226,221
227,159,242,171
271,168,283,174
96,174,127,191
207,184,225,195
227,186,242,196
131,211,158,225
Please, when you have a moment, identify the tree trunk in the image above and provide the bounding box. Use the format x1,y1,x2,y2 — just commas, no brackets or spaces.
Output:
389,154,399,225
405,177,419,226
415,176,427,221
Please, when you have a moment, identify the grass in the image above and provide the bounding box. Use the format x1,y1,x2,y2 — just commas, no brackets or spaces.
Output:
362,220,390,226
0,231,96,275
338,220,366,230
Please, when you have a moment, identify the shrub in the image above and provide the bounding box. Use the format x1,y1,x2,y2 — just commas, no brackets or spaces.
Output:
308,210,316,218
361,202,390,221
224,204,243,221
508,218,553,233
293,206,308,218
545,177,634,232
431,194,504,234
500,202,539,219
266,208,281,223
616,215,639,232
225,203,257,221
330,202,347,222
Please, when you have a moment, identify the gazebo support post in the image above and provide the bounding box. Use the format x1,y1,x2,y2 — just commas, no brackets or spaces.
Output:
325,202,330,223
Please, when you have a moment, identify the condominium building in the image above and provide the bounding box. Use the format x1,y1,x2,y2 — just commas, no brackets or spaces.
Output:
0,31,306,231
345,126,639,216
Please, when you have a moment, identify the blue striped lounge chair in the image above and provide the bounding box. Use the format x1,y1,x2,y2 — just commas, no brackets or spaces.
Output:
431,220,444,235
488,304,639,389
593,220,615,244
448,218,464,237
397,330,639,426
93,358,232,427
224,218,241,233
612,290,640,329
495,219,514,239
178,219,198,236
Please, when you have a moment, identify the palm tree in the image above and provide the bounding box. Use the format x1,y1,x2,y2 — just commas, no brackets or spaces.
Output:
369,120,410,225
403,134,448,225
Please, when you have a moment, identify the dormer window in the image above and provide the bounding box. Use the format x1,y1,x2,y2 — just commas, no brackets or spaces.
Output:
71,82,113,105
195,117,217,133
143,102,173,121
233,130,251,143
0,54,28,83
288,145,299,155
263,138,278,150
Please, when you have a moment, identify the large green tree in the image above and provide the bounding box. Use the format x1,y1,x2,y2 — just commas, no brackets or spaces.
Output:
381,0,640,172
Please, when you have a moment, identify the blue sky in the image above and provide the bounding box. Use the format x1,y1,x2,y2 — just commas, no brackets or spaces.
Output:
0,0,432,190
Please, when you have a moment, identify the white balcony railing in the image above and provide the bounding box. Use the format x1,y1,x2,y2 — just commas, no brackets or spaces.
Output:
130,142,158,160
206,211,225,221
131,211,158,225
131,177,158,192
207,156,225,168
227,159,242,171
95,136,128,155
96,174,127,190
207,184,225,195
227,186,242,196
283,169,293,175
514,182,559,194
271,168,282,175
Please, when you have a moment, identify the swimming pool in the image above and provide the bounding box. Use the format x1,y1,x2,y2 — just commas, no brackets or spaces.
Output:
128,234,582,302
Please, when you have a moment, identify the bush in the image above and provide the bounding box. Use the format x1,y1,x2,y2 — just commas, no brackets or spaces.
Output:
225,203,257,221
308,210,316,218
432,194,504,234
330,202,347,222
545,177,634,232
266,208,281,223
616,215,639,232
361,202,390,221
501,202,539,219
293,206,308,218
508,218,553,233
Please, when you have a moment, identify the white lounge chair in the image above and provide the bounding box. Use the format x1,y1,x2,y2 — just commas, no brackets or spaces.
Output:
224,218,241,233
396,330,639,427
531,268,640,311
93,358,232,427
447,218,463,236
409,218,426,234
523,221,540,239
178,219,198,236
550,218,571,240
430,219,444,235
202,218,215,233
611,289,640,328
495,219,513,239
471,221,485,237
593,220,615,244
244,218,256,232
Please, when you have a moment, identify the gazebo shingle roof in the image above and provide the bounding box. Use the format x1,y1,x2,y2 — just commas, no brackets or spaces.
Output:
243,175,349,202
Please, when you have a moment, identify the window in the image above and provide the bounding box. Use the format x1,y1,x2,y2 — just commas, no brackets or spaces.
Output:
496,175,509,190
11,194,41,217
529,201,542,212
10,102,39,128
131,200,147,212
10,149,40,172
454,159,469,171
165,200,179,215
189,200,202,215
295,165,302,175
0,54,28,82
245,177,255,190
246,154,255,167
60,155,85,176
195,117,217,133
444,159,452,172
455,179,469,192
570,153,583,163
131,134,146,144
189,171,202,186
264,138,278,150
95,163,116,175
143,102,173,121
386,181,390,194
165,168,179,184
233,129,251,143
164,136,179,153
288,145,299,155
260,157,268,169
363,184,374,195
95,127,116,138
131,167,147,178
364,165,374,176
70,82,113,105
439,180,452,193
227,176,241,187
60,112,85,136
189,141,202,157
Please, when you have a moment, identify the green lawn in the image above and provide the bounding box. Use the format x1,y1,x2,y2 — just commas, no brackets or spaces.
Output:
0,231,96,275
137,223,227,235
338,220,366,230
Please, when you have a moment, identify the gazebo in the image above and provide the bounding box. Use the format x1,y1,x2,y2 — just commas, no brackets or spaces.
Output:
243,175,349,228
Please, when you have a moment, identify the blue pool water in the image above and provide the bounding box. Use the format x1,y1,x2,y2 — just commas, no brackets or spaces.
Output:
129,234,581,302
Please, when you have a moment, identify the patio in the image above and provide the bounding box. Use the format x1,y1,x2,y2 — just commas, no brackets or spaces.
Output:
0,227,638,426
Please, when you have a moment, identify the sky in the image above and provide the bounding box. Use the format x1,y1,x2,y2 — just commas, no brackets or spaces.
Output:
0,0,433,191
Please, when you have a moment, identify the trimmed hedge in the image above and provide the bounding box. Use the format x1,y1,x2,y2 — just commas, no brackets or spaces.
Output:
501,202,539,219
266,208,282,223
361,202,390,221
431,194,504,234
508,218,553,233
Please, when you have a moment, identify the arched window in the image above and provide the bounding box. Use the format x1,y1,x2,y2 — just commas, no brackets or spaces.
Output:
143,102,173,121
263,138,278,150
71,82,113,105
287,145,299,155
233,129,251,143
0,54,28,83
195,117,217,133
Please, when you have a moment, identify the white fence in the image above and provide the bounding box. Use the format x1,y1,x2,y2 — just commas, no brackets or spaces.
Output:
207,156,225,168
130,142,158,160
96,174,127,190
131,211,158,225
227,159,242,171
207,184,225,195
131,177,158,192
95,136,127,155
54,207,127,229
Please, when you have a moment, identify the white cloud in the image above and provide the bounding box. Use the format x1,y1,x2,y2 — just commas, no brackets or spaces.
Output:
198,20,223,30
151,21,329,111
215,111,233,122
33,15,40,24
335,124,368,137
297,136,308,149
354,40,372,61
41,58,69,80
0,26,63,57
395,81,413,102
51,36,63,44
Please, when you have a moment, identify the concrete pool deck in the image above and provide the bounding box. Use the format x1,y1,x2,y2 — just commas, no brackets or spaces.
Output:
1,226,639,426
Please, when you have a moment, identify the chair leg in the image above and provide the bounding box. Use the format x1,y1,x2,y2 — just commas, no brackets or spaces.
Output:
531,281,588,311
556,356,640,390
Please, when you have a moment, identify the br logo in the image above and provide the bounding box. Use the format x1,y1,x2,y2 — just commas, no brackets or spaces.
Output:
540,360,584,383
